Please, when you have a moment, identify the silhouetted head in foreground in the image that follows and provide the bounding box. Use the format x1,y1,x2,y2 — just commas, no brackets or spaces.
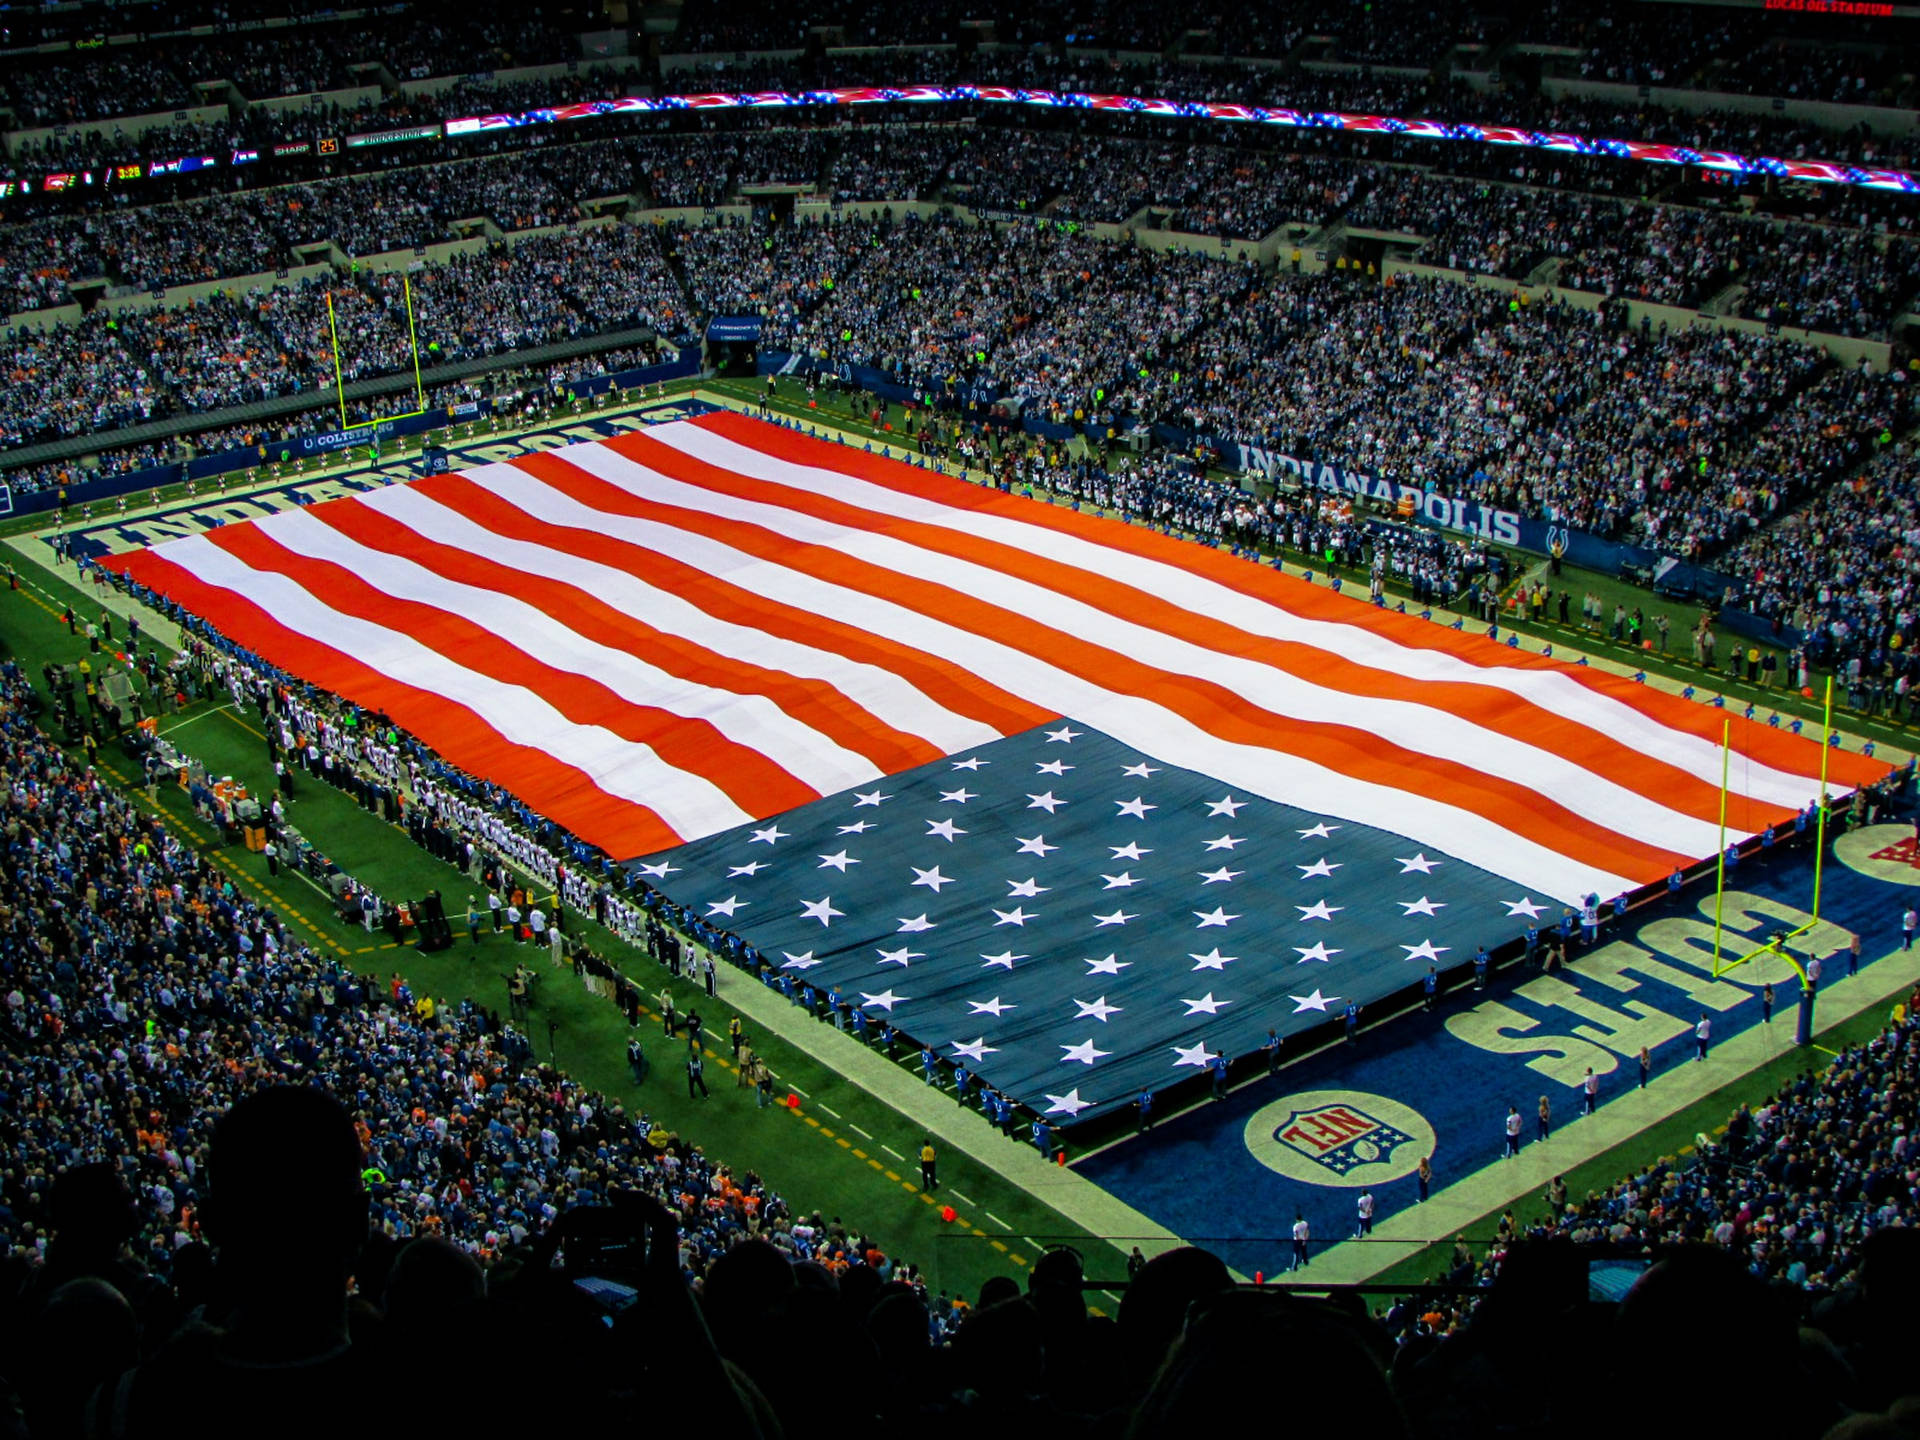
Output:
202,1086,368,1359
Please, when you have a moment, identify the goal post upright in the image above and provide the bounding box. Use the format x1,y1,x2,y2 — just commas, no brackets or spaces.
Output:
329,275,430,434
1713,716,1730,973
327,289,348,430
405,272,427,413
1709,675,1835,994
1812,673,1834,927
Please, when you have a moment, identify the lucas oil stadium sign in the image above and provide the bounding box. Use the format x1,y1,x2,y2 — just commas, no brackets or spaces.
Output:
1226,442,1524,546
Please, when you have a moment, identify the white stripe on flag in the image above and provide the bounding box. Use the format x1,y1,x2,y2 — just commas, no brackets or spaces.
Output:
157,534,757,839
557,441,1727,864
368,472,1001,756
248,507,882,799
479,454,1634,900
651,421,1826,810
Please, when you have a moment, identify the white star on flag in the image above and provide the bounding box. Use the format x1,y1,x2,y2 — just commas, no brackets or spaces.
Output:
1297,823,1339,839
1400,896,1445,916
706,896,747,917
1121,761,1160,778
1397,853,1442,873
1115,796,1156,819
1206,796,1246,817
1060,1039,1109,1065
950,757,988,771
1006,877,1049,897
1171,1042,1217,1068
1293,942,1341,963
1189,948,1237,970
1296,900,1343,921
1085,954,1130,975
967,997,1016,1015
980,951,1027,969
1092,909,1138,927
1297,858,1341,879
852,790,890,807
1198,866,1242,884
1045,1089,1093,1117
749,825,788,845
817,850,859,871
1109,842,1151,860
1203,834,1244,851
636,861,679,878
799,897,843,926
1291,989,1338,1012
992,906,1035,927
911,865,953,892
837,821,875,834
859,989,907,1011
925,818,967,841
1401,939,1450,962
781,951,820,970
950,1037,999,1062
1182,993,1230,1015
1035,759,1073,775
1027,791,1068,813
1194,906,1239,928
896,914,937,933
1101,872,1140,889
875,946,923,968
1015,835,1059,856
1074,996,1123,1022
1045,725,1081,743
1505,897,1548,918
728,861,768,877
939,787,977,804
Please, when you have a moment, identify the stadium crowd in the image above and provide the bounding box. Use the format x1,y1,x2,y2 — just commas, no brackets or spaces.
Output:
10,103,1920,332
4,7,1920,1436
0,656,981,1436
2,573,1917,1440
0,9,577,122
0,223,689,454
5,189,1915,639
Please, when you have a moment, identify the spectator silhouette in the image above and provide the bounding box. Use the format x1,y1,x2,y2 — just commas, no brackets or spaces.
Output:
86,1086,380,1439
1127,1287,1408,1438
11,1164,173,1348
20,1280,137,1440
1607,1245,1840,1439
1113,1246,1233,1405
1811,1229,1920,1414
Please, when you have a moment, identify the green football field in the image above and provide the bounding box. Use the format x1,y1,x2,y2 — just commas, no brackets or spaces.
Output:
4,387,1910,1303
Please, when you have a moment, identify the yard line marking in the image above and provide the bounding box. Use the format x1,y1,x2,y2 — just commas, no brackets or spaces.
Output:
983,1211,1013,1231
847,1123,873,1139
880,1144,907,1162
157,703,234,736
816,1102,841,1118
950,1189,976,1206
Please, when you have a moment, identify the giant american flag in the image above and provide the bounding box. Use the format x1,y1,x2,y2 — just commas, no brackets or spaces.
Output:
107,410,1885,1120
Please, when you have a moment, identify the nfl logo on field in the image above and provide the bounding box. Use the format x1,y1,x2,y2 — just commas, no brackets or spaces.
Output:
1273,1102,1418,1178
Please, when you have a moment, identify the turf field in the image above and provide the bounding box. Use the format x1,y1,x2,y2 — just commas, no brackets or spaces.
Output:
6,386,1916,1305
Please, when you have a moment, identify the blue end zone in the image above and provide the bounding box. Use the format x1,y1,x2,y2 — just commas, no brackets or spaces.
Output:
1076,822,1916,1280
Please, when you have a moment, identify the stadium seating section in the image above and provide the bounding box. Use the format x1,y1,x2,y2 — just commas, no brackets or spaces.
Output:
3,8,1920,1435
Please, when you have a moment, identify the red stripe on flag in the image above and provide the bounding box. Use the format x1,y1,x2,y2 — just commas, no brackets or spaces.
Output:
112,547,682,858
695,409,1883,797
200,520,822,821
542,438,1693,882
308,494,941,778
